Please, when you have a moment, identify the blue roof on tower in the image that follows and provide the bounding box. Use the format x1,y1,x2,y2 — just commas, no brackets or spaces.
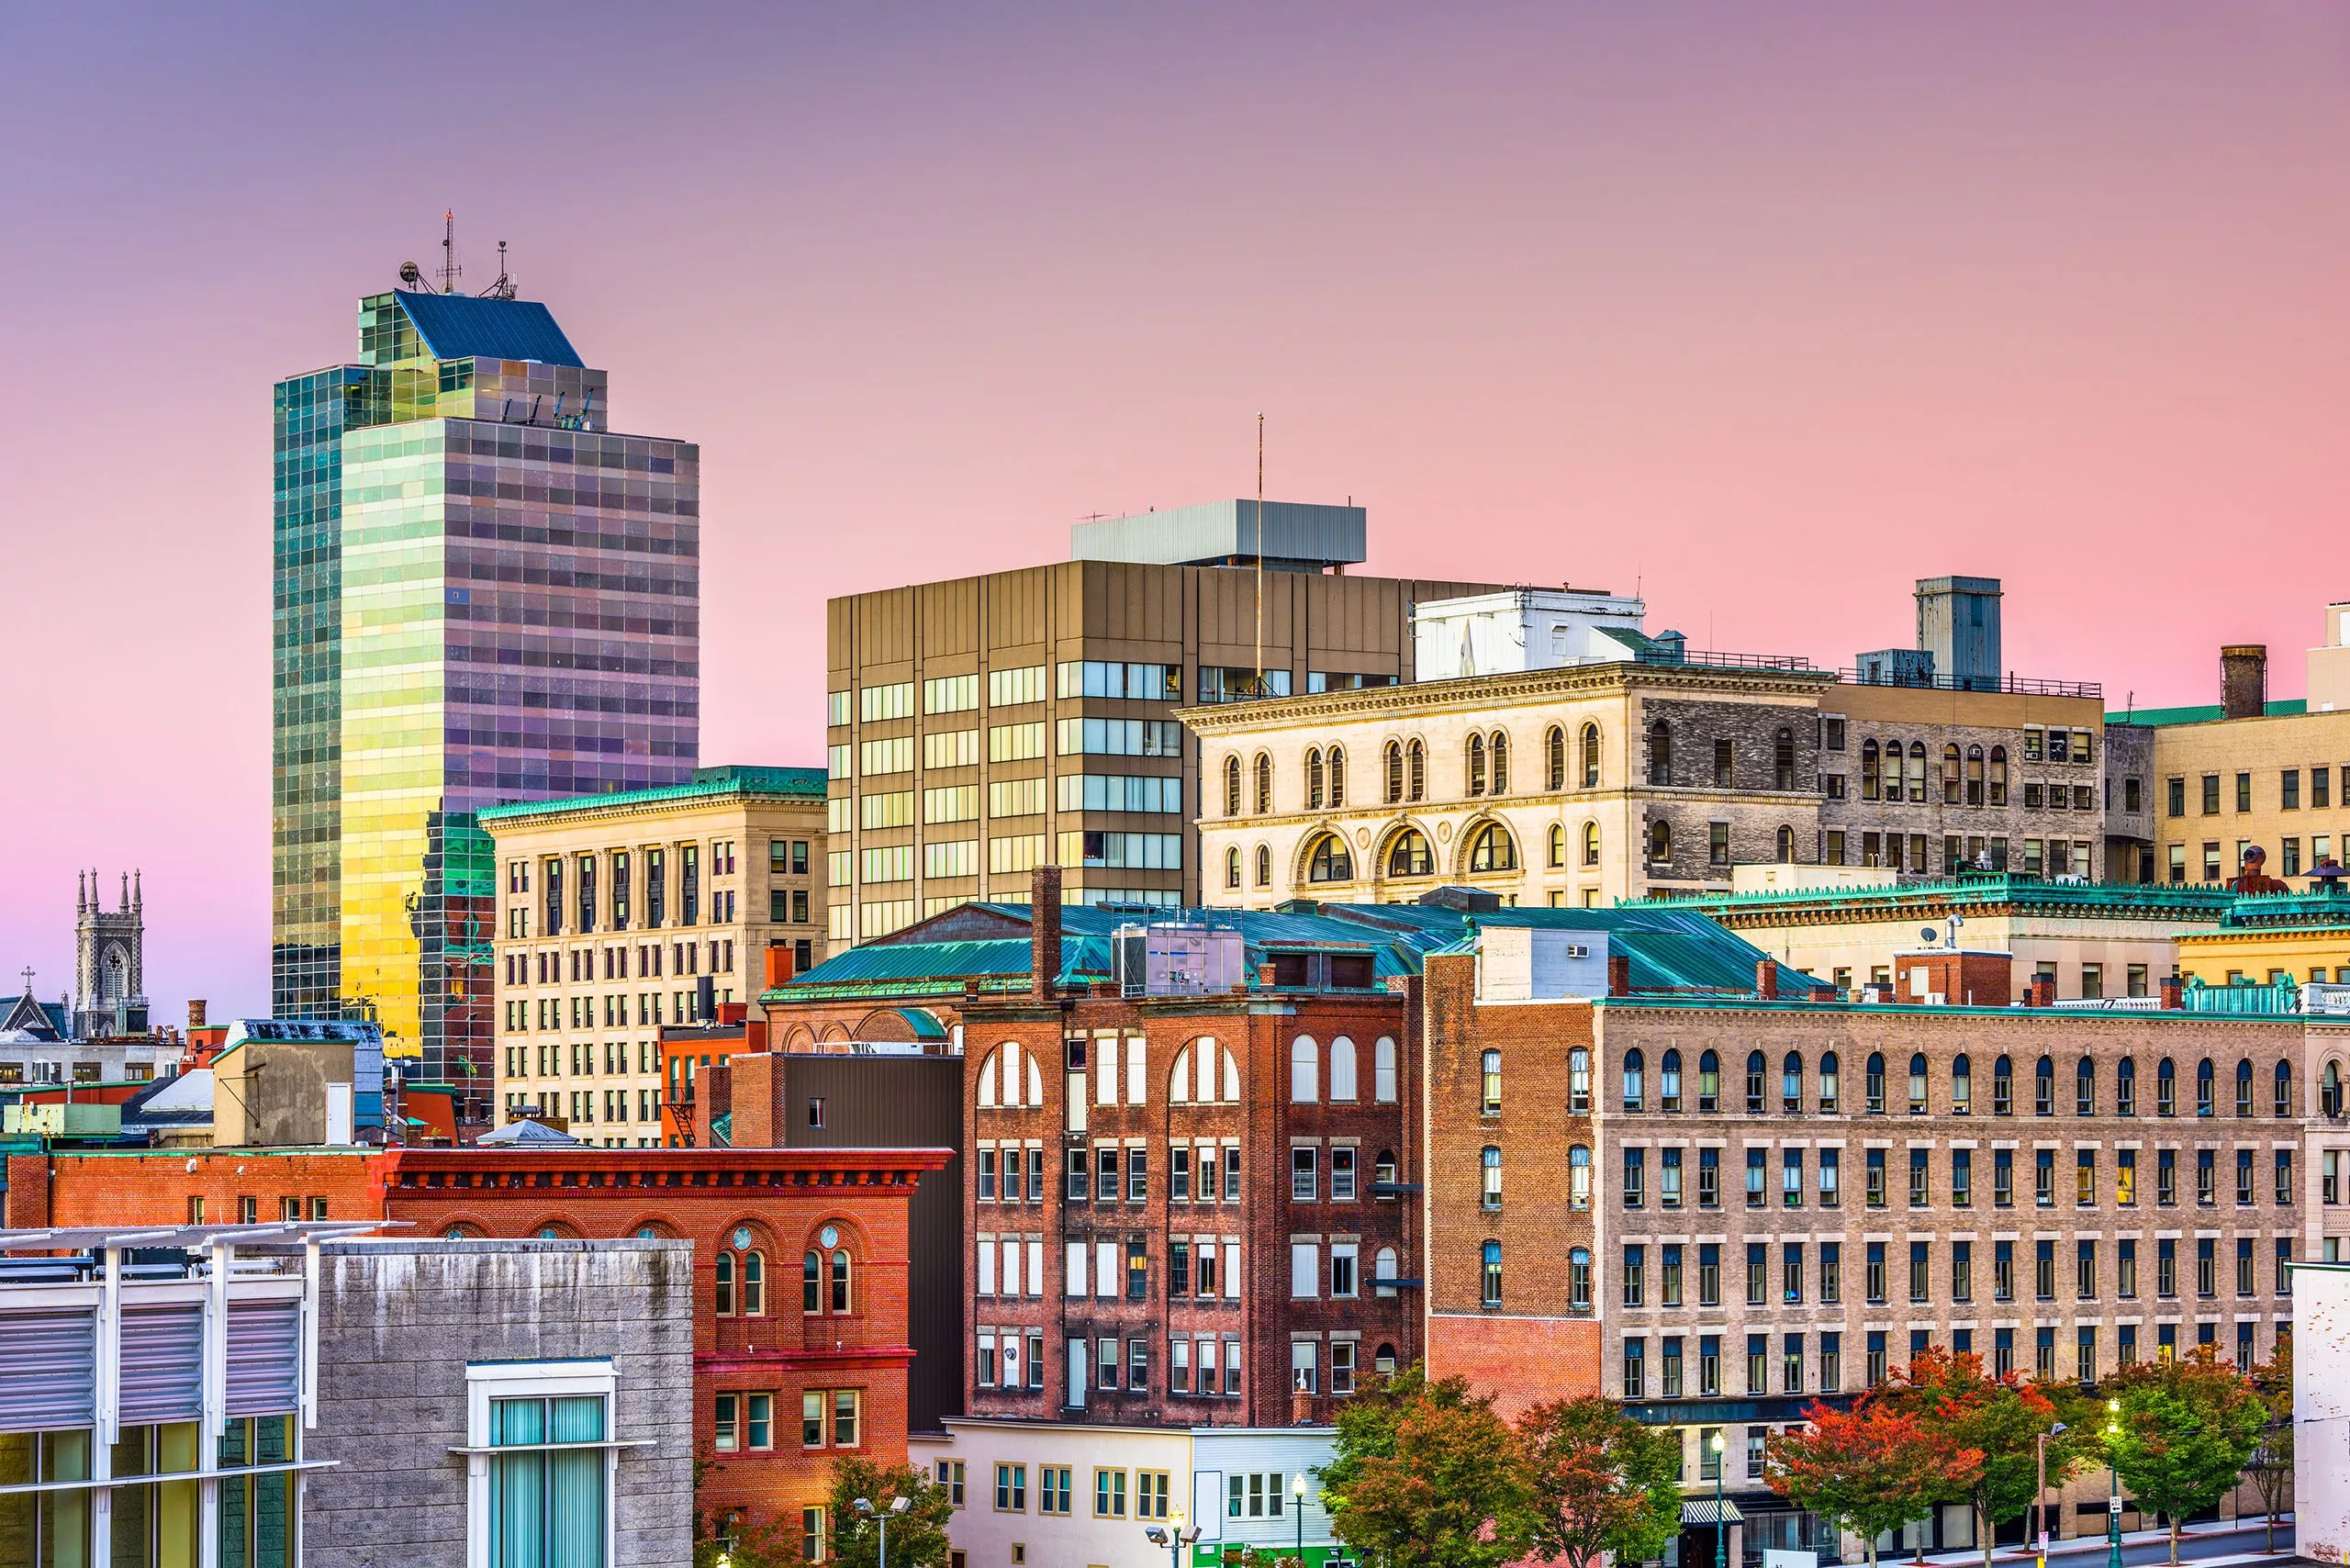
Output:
393,290,584,368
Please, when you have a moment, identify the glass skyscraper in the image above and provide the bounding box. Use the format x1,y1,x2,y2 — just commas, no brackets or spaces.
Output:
273,287,699,1111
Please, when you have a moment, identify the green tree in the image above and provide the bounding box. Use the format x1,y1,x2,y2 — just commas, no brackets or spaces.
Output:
1764,1398,1982,1568
821,1457,955,1568
2248,1339,2294,1554
2102,1348,2268,1567
1318,1365,1533,1568
1874,1347,2090,1568
1516,1396,1682,1568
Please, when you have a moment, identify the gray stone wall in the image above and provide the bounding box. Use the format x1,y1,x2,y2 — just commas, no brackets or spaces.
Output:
305,1238,695,1568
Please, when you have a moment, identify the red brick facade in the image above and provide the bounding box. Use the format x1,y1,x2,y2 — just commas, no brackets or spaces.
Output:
16,1148,395,1229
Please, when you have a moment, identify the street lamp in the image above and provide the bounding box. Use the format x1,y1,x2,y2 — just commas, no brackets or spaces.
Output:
852,1495,911,1568
2105,1397,2124,1568
2035,1422,2068,1567
1146,1508,1203,1568
1292,1472,1310,1565
1711,1430,1728,1568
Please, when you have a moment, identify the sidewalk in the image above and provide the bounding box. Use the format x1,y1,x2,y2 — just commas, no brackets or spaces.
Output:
1893,1517,2295,1568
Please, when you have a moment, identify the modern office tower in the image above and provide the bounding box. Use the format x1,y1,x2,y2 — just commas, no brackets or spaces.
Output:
272,285,699,1106
823,499,1489,945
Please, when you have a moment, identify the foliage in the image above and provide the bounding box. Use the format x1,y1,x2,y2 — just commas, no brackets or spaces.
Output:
2247,1339,2294,1552
1516,1395,1683,1568
1764,1396,1983,1568
692,1511,801,1568
1874,1347,2087,1568
2101,1347,2268,1566
820,1457,956,1568
1319,1365,1534,1568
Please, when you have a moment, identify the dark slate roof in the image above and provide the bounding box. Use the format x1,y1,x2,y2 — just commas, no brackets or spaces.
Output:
393,290,584,368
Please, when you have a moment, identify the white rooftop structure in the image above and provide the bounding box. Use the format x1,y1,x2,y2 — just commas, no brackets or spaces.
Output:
1412,587,1661,681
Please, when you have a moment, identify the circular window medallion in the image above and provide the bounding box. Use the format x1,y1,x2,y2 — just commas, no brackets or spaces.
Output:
636,1226,659,1241
731,1225,753,1249
1354,827,1371,849
819,1225,840,1249
536,1226,561,1240
1437,822,1454,843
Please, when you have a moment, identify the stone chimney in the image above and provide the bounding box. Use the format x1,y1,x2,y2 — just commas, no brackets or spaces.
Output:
1755,960,1779,1001
764,941,795,991
2159,971,2185,1010
186,1000,207,1031
2221,644,2268,720
1607,955,1631,997
1030,865,1064,998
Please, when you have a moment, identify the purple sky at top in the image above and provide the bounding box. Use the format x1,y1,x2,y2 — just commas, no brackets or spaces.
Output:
2,4,2346,1018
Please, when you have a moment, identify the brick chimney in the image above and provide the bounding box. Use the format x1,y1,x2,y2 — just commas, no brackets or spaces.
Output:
765,941,796,991
1607,955,1631,997
2028,973,2056,1008
1031,865,1064,998
2221,644,2268,721
1755,960,1779,1001
2159,971,2185,1010
186,1000,207,1031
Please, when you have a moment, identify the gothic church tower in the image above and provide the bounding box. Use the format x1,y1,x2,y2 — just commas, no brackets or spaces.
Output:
73,869,146,1039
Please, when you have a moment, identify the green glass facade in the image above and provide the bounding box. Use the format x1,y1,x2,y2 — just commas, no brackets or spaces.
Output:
272,291,699,1110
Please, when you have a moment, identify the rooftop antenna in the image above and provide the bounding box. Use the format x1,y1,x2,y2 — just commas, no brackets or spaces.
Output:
479,239,518,300
436,210,461,294
1253,413,1265,694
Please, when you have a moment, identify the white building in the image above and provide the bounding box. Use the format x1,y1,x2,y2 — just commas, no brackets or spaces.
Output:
2294,1260,2350,1559
1412,587,1657,681
912,1419,1349,1568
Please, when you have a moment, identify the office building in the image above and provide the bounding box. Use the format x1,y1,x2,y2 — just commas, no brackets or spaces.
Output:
823,499,1489,942
481,766,825,1141
272,282,699,1108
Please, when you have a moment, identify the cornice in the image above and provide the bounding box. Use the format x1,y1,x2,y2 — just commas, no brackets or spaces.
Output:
1175,662,1834,734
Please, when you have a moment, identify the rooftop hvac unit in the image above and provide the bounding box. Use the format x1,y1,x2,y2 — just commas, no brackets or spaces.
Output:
1114,923,1245,999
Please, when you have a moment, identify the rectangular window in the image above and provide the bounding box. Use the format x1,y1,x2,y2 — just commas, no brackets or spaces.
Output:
995,1463,1027,1512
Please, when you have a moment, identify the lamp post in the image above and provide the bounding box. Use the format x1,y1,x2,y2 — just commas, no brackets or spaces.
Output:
1711,1429,1728,1568
2105,1398,2124,1568
2035,1421,2068,1568
1292,1472,1309,1565
1146,1510,1203,1568
852,1495,911,1568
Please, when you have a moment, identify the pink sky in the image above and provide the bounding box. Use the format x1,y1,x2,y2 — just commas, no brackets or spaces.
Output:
2,4,2346,1017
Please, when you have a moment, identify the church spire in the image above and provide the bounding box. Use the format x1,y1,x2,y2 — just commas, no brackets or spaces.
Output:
132,869,141,911
76,870,85,914
119,871,129,913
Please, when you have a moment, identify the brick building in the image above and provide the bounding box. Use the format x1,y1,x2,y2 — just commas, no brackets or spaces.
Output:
3,1146,394,1229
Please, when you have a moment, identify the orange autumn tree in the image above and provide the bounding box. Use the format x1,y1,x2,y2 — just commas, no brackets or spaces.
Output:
1874,1347,2091,1568
1765,1396,1983,1568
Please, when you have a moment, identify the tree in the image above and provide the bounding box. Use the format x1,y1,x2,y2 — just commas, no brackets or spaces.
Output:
1319,1365,1534,1568
1764,1398,1983,1568
2102,1347,2269,1566
1516,1395,1683,1568
1874,1347,2089,1568
2248,1339,2294,1554
821,1457,955,1568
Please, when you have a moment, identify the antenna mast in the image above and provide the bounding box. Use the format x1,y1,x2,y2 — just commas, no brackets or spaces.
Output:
1253,414,1265,693
437,210,461,294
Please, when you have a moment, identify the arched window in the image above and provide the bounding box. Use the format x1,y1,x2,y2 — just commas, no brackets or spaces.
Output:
742,1249,766,1316
1386,829,1432,878
1582,822,1601,867
802,1250,822,1313
1480,1048,1502,1113
1467,734,1487,796
1649,819,1672,864
2156,1057,2177,1116
2325,1060,2344,1118
1547,824,1566,869
1697,1049,1721,1114
1306,834,1354,884
1942,744,1964,804
1374,1250,1400,1298
1224,756,1242,817
1306,749,1326,810
1467,822,1517,873
1569,1147,1592,1210
1374,1037,1397,1103
2077,1056,2097,1117
1988,745,2009,805
2034,1055,2055,1116
1622,1048,1646,1112
978,1041,1042,1109
1660,1048,1683,1112
1169,1040,1242,1104
1291,1037,1320,1103
1373,1150,1398,1191
1818,1051,1841,1114
1774,728,1796,790
831,1249,853,1314
1993,1054,2014,1115
2197,1058,2216,1117
1908,1052,1929,1114
1481,1240,1503,1305
1582,723,1602,789
1327,746,1346,808
1383,740,1404,804
714,1251,736,1316
1861,739,1882,801
1906,741,1928,802
1225,846,1241,889
2234,1058,2255,1118
1864,1053,1886,1114
1952,1053,1973,1114
1648,722,1673,786
1966,745,1986,806
1782,1051,1803,1114
1255,846,1271,888
1547,726,1567,791
1481,1147,1503,1208
1330,1037,1359,1102
1745,1050,1766,1114
1254,753,1272,813
2275,1060,2293,1117
1774,825,1796,863
1407,739,1425,801
2117,1056,2137,1115
1569,1047,1591,1113
1490,731,1509,793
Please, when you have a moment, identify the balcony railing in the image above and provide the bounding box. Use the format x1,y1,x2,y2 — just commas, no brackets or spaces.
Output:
1834,667,2102,699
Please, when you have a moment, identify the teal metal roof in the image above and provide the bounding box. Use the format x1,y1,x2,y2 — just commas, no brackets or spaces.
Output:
2217,890,2350,929
2109,699,2308,727
1641,874,2237,920
1432,906,1826,994
479,766,825,824
394,290,583,367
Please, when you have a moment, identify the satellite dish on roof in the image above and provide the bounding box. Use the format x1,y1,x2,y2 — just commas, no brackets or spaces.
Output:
1919,926,1939,945
398,261,424,286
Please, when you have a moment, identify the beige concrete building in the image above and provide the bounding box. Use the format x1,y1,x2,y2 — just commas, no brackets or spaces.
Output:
480,766,826,1144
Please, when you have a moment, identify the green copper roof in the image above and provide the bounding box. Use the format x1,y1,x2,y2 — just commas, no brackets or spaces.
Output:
2216,889,2350,929
2108,699,2307,727
478,765,825,823
1639,874,2236,919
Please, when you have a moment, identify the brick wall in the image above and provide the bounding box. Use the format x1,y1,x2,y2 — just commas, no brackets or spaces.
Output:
35,1148,394,1227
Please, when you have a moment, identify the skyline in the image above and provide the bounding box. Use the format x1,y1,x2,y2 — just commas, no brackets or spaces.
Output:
5,3,2349,1016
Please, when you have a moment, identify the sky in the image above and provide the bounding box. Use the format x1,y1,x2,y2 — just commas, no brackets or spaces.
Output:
1,3,2346,1019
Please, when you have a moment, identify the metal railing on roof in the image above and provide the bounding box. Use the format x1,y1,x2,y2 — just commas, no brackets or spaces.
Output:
1635,874,2237,910
1635,648,1819,673
1833,667,2102,699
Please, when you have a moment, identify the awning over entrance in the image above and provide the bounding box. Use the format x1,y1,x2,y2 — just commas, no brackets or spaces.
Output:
1682,1500,1746,1525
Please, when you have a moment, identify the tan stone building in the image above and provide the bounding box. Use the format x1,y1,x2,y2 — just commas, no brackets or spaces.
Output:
480,766,827,1143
